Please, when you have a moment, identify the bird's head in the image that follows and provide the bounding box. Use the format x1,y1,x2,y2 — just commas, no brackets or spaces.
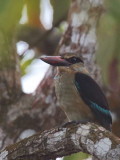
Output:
40,53,84,72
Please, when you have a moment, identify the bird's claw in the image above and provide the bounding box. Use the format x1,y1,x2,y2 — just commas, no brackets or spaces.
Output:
61,121,79,128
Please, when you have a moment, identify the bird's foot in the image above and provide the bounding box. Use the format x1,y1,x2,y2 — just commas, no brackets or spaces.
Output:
61,120,89,128
61,121,79,128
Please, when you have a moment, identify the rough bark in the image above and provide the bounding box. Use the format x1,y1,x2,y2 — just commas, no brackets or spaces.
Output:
0,123,120,160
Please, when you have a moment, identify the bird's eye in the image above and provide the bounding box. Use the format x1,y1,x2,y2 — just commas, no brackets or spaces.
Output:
67,57,83,64
72,57,77,62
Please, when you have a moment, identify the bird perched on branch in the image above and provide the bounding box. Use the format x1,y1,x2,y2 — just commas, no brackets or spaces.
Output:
40,53,112,131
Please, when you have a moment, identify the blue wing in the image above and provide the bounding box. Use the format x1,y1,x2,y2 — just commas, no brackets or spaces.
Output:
75,72,112,131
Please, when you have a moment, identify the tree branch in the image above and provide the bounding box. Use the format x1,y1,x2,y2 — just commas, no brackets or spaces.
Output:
1,123,120,160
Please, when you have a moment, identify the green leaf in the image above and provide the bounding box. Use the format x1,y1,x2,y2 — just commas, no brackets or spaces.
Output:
64,152,90,160
97,13,117,84
106,0,120,20
0,0,24,31
50,0,70,26
20,58,34,76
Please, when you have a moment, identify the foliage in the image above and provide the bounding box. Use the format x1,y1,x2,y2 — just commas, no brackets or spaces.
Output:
97,0,120,86
20,57,34,76
64,152,90,160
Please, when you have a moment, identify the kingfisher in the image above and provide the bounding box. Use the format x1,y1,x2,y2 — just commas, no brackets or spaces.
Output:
40,53,112,131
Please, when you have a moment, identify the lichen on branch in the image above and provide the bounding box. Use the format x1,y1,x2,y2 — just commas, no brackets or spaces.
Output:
0,123,120,160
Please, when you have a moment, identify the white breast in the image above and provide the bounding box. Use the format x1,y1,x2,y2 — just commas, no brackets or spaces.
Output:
54,72,93,121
